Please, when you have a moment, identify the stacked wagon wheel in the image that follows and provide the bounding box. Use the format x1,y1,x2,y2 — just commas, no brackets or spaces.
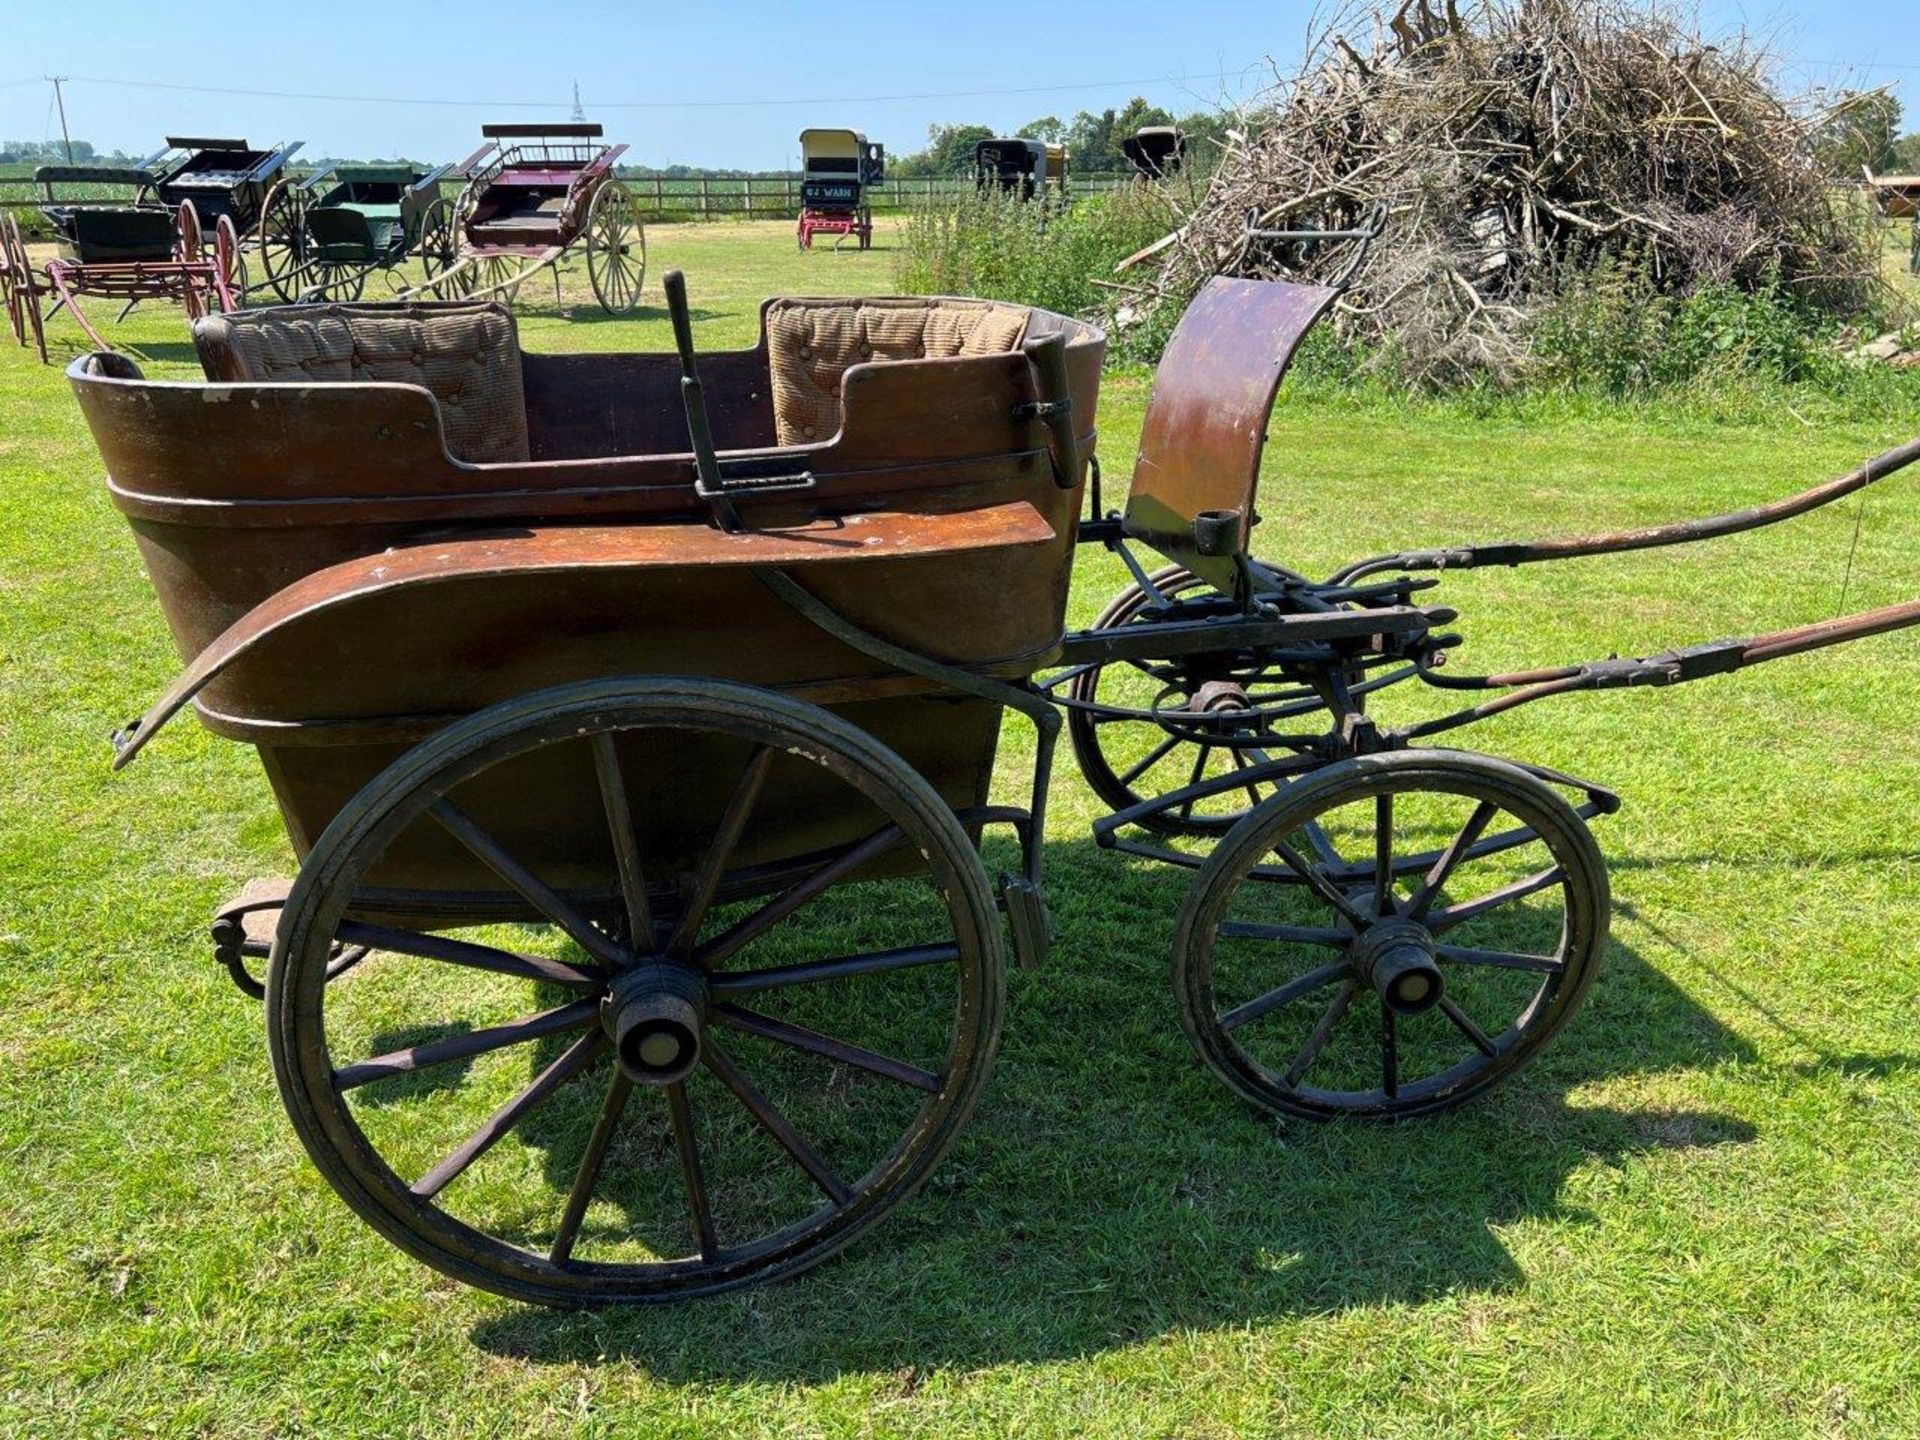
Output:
267,679,1004,1304
584,181,644,313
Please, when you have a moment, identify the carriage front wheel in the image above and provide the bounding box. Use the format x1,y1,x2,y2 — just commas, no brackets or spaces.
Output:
1173,750,1608,1120
266,677,1005,1305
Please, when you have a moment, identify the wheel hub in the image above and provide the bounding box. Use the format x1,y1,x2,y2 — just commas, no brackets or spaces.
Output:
602,961,709,1085
1187,679,1252,717
1353,918,1444,1015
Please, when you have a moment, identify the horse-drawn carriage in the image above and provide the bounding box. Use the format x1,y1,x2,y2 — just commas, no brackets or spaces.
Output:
974,137,1068,200
259,160,459,302
403,121,644,312
2,176,239,359
1122,126,1186,179
69,267,1920,1304
796,128,885,250
1862,166,1920,275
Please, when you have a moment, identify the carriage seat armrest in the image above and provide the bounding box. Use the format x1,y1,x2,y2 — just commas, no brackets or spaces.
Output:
107,502,1059,771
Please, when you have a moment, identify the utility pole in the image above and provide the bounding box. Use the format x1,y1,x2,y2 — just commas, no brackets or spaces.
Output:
47,76,73,163
570,81,585,123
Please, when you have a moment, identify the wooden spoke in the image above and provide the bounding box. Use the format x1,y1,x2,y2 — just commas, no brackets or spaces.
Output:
667,747,772,954
714,1003,942,1092
702,1042,851,1205
335,920,603,989
590,732,654,948
1426,866,1566,933
324,943,372,983
709,941,960,997
1300,819,1346,870
1217,920,1350,947
667,1081,718,1261
428,799,625,971
1229,746,1265,810
1118,731,1183,786
1405,801,1500,921
412,1032,607,1200
335,998,601,1091
1438,995,1499,1057
1435,943,1564,974
549,1071,634,1267
698,825,903,969
1283,979,1360,1087
1176,743,1212,822
1374,793,1395,917
1270,838,1373,930
1220,961,1349,1033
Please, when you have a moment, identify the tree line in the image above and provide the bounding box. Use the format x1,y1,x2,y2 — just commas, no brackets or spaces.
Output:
888,97,1230,177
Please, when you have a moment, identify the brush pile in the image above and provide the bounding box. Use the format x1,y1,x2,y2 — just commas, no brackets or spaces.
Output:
1122,0,1879,383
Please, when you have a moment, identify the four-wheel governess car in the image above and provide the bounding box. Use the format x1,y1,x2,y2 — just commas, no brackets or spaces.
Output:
67,272,1920,1305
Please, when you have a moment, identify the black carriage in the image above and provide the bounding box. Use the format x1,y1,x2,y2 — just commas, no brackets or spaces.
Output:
973,137,1067,200
1122,126,1186,179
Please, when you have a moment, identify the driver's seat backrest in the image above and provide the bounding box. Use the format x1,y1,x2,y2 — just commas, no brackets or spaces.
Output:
1122,276,1339,592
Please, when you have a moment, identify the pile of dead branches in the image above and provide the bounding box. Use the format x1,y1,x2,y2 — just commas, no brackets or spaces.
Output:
1119,0,1880,384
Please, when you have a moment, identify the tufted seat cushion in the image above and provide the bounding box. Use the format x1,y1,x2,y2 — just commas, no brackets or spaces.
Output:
192,301,530,465
764,296,1030,447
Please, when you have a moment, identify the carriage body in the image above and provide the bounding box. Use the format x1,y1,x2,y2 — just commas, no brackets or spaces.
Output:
973,139,1066,201
144,136,304,233
32,165,173,262
300,162,450,266
75,295,1101,913
797,128,884,250
455,123,627,255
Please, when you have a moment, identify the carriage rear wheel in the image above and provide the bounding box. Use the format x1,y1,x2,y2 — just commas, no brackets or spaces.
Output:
1066,564,1354,836
258,180,307,304
585,181,644,313
417,197,459,288
266,677,1005,1305
1173,750,1607,1120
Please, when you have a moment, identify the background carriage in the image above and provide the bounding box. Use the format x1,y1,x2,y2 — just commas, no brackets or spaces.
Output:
404,121,644,312
1862,166,1920,275
2,166,239,359
259,160,459,302
796,128,885,250
1122,125,1186,179
973,137,1069,200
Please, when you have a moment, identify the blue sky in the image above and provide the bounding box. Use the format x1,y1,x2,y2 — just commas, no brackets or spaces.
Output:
2,1,1915,169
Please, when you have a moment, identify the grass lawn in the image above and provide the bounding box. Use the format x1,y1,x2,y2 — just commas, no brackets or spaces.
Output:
3,219,1920,1438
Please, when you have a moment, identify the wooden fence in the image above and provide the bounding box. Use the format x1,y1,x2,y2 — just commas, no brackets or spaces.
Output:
0,169,1135,236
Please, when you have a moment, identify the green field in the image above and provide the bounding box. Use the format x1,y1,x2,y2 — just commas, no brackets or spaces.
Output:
3,219,1920,1438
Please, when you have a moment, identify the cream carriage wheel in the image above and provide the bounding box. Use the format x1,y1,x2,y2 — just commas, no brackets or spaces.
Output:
267,677,1006,1306
1174,750,1608,1120
585,181,644,313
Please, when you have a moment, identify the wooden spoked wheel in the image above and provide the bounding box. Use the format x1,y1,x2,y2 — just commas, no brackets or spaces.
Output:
1173,750,1608,1120
258,180,307,304
212,215,242,311
585,182,644,313
1065,565,1345,836
417,197,459,288
266,678,1005,1305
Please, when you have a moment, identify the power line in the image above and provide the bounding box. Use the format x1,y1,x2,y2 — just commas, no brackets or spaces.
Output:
56,70,1244,111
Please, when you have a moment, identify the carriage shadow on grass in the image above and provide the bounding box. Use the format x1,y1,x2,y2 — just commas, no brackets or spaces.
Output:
456,832,1759,1380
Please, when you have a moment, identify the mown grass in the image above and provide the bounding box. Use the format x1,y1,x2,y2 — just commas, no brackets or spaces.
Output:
3,219,1920,1438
